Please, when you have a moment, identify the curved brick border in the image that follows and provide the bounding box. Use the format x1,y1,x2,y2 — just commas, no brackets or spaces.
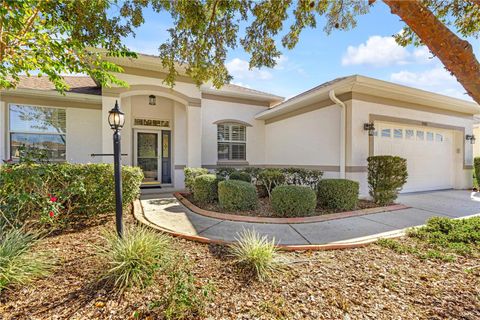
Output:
174,192,409,224
132,199,406,251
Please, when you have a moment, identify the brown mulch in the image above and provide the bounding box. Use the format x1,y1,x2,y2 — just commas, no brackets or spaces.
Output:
1,214,479,320
186,193,379,218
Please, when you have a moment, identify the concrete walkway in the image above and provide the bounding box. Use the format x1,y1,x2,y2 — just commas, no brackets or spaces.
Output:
137,190,480,245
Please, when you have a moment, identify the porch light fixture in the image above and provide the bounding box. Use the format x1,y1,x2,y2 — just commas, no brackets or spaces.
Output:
363,122,375,136
108,100,125,238
149,94,156,105
466,134,476,144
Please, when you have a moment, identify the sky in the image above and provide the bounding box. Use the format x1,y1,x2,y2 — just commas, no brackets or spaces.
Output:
120,2,479,102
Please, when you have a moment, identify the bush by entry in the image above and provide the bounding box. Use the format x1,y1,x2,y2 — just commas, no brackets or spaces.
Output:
367,156,408,206
193,174,218,204
271,185,317,217
317,179,359,211
218,180,258,211
0,163,143,228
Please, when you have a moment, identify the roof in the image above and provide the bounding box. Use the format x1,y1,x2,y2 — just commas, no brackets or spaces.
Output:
15,76,101,95
256,74,480,120
201,83,284,103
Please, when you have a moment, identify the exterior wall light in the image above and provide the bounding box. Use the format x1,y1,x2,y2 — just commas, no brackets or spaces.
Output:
466,134,476,144
149,95,156,105
364,123,375,136
108,100,125,238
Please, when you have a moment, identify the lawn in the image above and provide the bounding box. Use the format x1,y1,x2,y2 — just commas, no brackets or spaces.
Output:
1,213,478,320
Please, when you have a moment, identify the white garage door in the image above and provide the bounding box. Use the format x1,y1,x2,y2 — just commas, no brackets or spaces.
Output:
374,122,454,192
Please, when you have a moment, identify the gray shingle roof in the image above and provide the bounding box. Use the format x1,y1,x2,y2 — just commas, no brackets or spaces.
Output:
15,76,101,95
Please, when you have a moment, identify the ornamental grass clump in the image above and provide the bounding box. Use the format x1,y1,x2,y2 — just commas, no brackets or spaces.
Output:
229,229,281,281
96,225,172,291
0,228,53,291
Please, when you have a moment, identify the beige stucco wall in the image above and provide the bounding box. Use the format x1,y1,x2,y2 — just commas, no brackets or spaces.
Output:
66,108,102,163
201,98,268,166
264,104,341,179
473,124,480,158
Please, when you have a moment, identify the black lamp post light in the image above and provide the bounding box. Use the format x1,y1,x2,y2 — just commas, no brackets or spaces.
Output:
466,134,476,144
108,100,126,238
363,122,376,136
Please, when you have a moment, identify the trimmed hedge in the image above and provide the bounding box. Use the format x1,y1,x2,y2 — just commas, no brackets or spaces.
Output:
317,179,359,211
229,171,251,183
474,157,480,189
271,185,317,217
218,180,257,211
282,168,324,189
184,167,208,192
367,156,408,205
193,174,218,204
0,163,143,228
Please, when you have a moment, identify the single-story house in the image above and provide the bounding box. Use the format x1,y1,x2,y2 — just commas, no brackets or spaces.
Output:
1,53,479,196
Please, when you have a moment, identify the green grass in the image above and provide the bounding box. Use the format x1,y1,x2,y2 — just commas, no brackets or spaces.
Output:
229,229,282,281
0,228,53,291
96,225,172,291
378,216,479,261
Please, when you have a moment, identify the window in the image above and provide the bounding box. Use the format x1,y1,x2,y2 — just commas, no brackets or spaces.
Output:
9,104,66,161
416,130,424,140
394,129,403,139
381,128,391,138
405,129,414,140
426,132,434,141
217,123,246,161
435,133,443,142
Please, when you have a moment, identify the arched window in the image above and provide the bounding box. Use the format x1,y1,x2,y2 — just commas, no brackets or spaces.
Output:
217,122,247,161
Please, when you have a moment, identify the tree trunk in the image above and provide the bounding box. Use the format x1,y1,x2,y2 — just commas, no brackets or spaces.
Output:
383,0,480,105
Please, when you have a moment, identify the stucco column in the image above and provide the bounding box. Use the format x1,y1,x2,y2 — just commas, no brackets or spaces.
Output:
0,99,5,162
186,105,202,168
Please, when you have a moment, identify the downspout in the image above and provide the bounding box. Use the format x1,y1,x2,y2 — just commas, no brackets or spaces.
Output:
329,90,346,179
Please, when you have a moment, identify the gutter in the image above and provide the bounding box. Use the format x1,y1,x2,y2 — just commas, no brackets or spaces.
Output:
329,90,346,179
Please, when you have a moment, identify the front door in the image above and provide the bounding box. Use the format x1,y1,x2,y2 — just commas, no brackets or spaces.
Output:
136,131,160,183
161,130,172,184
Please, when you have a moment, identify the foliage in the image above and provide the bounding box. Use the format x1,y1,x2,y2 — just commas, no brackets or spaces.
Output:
163,260,213,320
215,167,236,179
0,0,142,92
193,174,218,204
367,156,408,206
282,167,323,189
408,217,480,255
271,185,317,217
229,171,252,183
474,157,480,188
184,167,209,193
317,179,359,211
258,169,286,198
243,167,262,183
96,226,172,291
376,238,456,262
17,145,49,164
218,180,257,211
229,229,281,281
0,163,143,229
0,228,53,291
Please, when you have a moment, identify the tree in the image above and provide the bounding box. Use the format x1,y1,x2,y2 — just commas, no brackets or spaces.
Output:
0,0,141,93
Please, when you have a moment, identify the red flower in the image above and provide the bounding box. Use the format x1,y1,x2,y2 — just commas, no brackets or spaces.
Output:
49,211,55,218
50,196,57,202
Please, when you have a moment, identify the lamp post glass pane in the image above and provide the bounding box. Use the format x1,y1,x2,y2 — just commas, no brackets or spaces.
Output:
108,108,125,130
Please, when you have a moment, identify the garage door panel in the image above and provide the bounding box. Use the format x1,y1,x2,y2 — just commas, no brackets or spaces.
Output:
374,123,453,193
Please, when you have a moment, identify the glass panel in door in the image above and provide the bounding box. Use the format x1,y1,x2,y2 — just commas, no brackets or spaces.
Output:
137,132,158,182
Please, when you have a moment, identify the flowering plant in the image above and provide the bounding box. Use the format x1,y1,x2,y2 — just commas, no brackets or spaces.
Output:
40,193,64,224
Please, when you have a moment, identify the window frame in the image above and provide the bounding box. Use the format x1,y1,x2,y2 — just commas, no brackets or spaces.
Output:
217,122,247,161
8,103,67,162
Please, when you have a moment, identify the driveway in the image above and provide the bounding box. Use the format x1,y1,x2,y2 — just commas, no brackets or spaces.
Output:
137,190,480,246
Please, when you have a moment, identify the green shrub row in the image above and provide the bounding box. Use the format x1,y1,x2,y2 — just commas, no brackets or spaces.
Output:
0,163,143,228
193,174,219,204
184,167,209,192
317,179,359,211
474,157,480,188
271,185,317,217
218,180,258,211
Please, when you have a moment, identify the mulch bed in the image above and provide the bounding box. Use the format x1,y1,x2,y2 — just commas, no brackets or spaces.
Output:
185,193,379,218
1,212,479,319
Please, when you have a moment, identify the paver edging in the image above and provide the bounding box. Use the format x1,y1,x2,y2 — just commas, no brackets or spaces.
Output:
174,192,409,224
133,199,405,251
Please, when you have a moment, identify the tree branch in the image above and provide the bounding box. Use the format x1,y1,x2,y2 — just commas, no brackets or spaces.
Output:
383,0,480,104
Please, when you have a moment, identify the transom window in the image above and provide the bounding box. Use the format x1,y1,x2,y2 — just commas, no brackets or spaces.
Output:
217,123,246,161
9,104,66,161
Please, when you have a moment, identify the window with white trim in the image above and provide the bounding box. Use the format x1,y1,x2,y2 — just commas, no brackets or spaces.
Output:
9,104,66,161
217,123,246,161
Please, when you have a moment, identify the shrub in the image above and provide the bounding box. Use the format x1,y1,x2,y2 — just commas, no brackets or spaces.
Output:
474,157,480,188
96,226,172,291
218,180,257,211
258,169,286,198
0,163,143,228
317,179,359,211
243,167,262,183
0,228,53,291
184,167,208,192
282,168,324,189
271,185,317,217
229,229,281,281
367,156,408,206
229,171,252,183
193,174,218,204
215,167,236,179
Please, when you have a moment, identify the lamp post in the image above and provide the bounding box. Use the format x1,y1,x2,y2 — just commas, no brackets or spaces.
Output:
108,100,125,238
